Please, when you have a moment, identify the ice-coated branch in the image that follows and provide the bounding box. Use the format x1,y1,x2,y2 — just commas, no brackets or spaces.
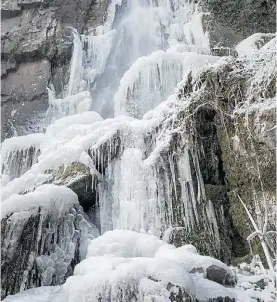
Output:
233,191,276,285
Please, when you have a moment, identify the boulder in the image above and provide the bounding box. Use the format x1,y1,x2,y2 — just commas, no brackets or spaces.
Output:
52,162,97,213
206,265,235,287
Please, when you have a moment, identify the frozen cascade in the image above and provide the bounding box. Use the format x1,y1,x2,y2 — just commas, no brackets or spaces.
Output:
114,50,185,118
2,0,266,300
46,91,93,124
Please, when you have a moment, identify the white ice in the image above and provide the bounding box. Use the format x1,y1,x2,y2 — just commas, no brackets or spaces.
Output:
1,184,78,219
236,33,275,57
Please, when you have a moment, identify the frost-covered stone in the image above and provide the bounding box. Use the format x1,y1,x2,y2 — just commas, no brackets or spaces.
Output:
64,256,197,302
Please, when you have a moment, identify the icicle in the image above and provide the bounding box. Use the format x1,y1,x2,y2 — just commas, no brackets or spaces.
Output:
114,50,184,118
1,133,46,182
46,91,92,123
66,29,84,96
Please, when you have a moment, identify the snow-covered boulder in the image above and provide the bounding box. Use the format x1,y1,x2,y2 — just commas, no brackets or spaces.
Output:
155,244,236,287
86,229,168,258
63,256,197,302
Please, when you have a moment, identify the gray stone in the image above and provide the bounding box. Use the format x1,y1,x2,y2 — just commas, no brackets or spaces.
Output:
200,0,276,38
1,0,22,20
1,0,110,140
52,163,97,213
1,60,51,103
208,297,235,302
18,0,43,9
1,94,48,139
206,265,235,287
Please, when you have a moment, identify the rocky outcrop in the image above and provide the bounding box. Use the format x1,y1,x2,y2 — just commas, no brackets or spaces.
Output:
52,162,98,215
200,0,276,47
199,0,276,60
1,0,109,139
176,42,276,263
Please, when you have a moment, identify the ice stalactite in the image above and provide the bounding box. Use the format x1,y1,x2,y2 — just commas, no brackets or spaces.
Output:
1,133,46,183
97,118,221,252
66,29,84,97
114,50,185,118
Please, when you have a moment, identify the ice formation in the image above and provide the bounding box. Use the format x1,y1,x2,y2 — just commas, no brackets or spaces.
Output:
236,33,275,57
1,133,46,182
4,231,276,302
1,0,276,301
1,185,99,297
46,91,93,123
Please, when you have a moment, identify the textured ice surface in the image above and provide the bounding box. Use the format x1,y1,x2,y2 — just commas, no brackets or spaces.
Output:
3,230,276,302
236,33,275,57
1,184,78,219
46,91,92,123
3,286,63,302
1,133,46,181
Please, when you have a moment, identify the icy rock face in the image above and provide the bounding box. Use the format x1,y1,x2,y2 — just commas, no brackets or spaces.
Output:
1,0,110,139
1,185,99,299
176,37,276,260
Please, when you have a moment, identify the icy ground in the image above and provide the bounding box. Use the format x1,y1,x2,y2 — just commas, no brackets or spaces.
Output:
3,230,276,302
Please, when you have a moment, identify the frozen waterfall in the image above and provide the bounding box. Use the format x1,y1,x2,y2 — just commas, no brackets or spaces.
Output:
3,0,273,301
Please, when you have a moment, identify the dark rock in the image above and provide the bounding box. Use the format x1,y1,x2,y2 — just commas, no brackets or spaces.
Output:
18,0,43,9
208,297,235,302
255,278,266,290
211,46,238,57
52,162,97,212
206,265,235,287
200,0,276,38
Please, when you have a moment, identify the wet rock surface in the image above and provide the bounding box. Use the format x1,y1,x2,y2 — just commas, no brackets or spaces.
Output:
52,163,96,213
